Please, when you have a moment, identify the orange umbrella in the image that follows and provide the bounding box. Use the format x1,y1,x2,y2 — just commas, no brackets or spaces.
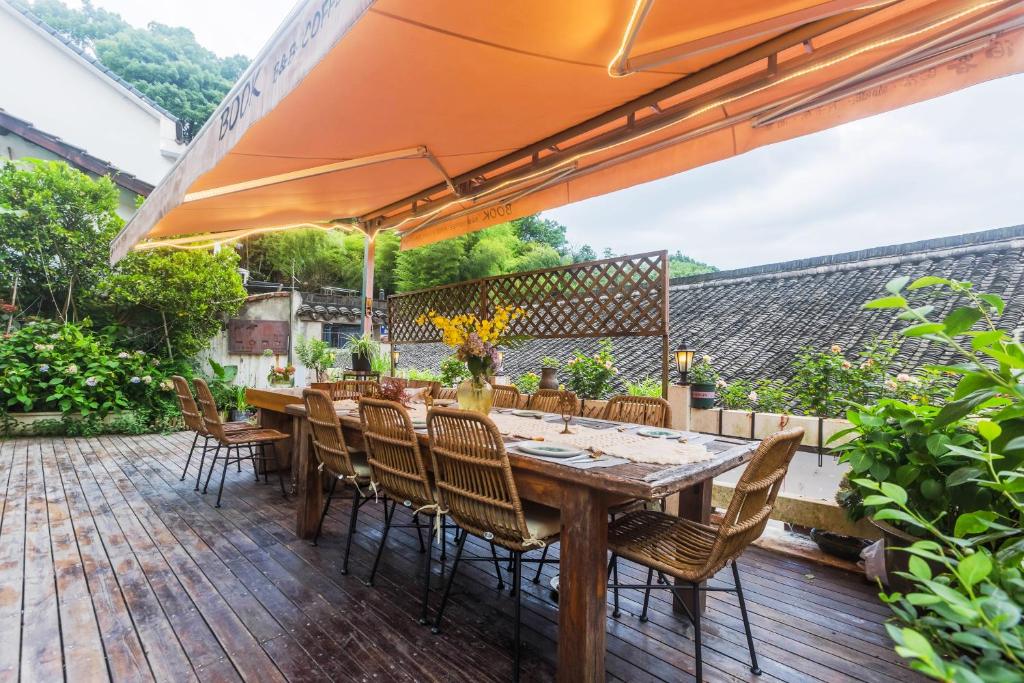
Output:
110,0,1024,259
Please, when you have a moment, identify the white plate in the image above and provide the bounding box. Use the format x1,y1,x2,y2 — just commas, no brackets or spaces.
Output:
511,409,544,418
516,442,584,458
411,420,427,429
636,427,684,439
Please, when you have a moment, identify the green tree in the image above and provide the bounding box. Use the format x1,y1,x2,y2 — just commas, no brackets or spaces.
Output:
26,0,248,141
511,214,567,253
394,238,467,291
0,159,123,321
97,249,246,358
669,250,717,277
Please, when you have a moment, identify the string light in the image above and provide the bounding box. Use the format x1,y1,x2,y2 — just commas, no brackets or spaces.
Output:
394,0,1006,235
134,221,350,252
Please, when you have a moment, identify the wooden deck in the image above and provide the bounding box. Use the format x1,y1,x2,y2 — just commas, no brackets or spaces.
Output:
0,432,922,682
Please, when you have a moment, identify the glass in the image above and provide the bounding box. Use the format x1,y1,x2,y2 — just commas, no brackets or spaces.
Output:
457,378,493,414
559,394,574,434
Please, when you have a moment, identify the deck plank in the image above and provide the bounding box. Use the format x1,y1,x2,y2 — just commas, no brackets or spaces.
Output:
5,431,928,683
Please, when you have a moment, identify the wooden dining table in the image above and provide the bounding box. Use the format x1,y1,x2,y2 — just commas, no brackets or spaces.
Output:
247,386,758,682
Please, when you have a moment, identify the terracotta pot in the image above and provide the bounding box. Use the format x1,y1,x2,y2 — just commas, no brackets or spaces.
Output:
691,382,716,409
539,367,558,390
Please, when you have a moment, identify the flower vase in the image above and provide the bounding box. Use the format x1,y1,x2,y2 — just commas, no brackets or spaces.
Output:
457,378,493,414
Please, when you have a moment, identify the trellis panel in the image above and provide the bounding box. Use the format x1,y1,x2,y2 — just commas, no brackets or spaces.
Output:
388,251,668,343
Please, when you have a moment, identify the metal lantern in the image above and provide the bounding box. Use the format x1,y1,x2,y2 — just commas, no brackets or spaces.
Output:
391,348,400,368
674,343,695,385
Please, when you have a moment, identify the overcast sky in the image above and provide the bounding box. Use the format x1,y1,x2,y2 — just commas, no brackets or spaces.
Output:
69,0,1024,271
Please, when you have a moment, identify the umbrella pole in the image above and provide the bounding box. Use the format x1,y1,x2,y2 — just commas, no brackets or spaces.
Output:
361,229,376,338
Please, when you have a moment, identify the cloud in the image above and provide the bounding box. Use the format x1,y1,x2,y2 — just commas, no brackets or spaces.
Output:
547,74,1024,270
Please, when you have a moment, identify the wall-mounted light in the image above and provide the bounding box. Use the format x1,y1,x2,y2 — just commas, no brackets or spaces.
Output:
674,342,694,385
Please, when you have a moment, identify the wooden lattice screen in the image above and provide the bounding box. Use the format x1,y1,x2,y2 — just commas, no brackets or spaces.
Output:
388,251,671,393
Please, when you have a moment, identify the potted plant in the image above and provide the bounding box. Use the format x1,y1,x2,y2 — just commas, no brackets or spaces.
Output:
295,336,337,382
539,356,560,389
564,339,618,412
229,385,254,422
689,355,719,409
416,306,525,414
344,334,379,372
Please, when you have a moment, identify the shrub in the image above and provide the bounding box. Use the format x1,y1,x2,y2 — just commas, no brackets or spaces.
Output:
564,338,618,399
405,368,442,383
719,378,790,413
689,354,719,384
513,372,540,395
295,336,337,382
842,275,1024,681
439,355,469,387
625,376,662,398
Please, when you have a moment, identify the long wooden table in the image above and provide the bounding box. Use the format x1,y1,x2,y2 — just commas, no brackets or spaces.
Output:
247,386,757,682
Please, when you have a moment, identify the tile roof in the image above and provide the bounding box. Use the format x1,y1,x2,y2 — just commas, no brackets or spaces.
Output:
397,225,1024,388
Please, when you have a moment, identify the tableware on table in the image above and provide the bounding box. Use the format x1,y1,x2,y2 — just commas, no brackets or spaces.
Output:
558,394,574,434
511,409,544,418
636,427,684,439
516,442,584,458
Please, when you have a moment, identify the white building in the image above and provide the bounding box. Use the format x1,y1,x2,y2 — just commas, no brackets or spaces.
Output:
0,0,187,213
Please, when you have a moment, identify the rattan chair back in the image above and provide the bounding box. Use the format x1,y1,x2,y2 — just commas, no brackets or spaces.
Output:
437,387,458,400
603,395,671,427
310,382,339,398
529,388,577,414
427,408,538,551
359,398,434,508
406,379,441,398
706,428,803,573
491,384,522,409
335,380,379,400
193,378,227,443
303,389,359,479
172,375,206,434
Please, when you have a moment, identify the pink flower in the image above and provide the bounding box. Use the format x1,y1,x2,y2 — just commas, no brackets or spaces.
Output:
841,360,852,369
830,344,842,354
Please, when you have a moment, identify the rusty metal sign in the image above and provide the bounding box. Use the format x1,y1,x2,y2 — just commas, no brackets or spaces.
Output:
227,319,290,354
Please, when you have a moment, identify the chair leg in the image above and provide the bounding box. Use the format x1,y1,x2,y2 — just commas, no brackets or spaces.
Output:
214,446,232,508
733,560,761,675
609,553,621,618
431,530,467,634
489,541,505,590
365,499,396,586
267,442,287,497
532,545,548,584
440,515,448,562
418,525,433,625
180,432,199,481
413,513,426,553
692,581,703,683
512,551,522,683
639,567,654,622
340,490,362,575
312,477,338,546
249,444,259,481
195,437,212,490
202,444,220,493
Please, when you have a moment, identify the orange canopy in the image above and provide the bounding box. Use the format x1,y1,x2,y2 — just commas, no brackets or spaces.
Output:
110,0,1024,261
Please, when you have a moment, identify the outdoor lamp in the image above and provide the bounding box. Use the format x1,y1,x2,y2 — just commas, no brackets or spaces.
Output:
674,343,695,385
496,350,504,371
391,348,400,368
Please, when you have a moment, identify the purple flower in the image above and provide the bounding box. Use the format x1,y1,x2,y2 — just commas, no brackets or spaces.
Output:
85,377,98,387
39,364,49,373
130,376,141,384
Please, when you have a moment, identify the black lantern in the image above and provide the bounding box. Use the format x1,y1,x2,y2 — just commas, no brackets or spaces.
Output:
674,343,695,385
390,348,400,368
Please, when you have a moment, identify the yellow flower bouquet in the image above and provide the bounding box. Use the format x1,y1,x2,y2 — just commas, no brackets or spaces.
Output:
416,305,525,383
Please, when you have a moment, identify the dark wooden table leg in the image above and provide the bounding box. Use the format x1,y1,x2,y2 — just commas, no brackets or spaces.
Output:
674,479,712,613
293,415,321,539
557,485,607,682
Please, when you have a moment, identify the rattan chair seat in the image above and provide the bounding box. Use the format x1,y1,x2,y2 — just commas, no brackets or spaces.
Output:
608,510,721,582
221,428,290,445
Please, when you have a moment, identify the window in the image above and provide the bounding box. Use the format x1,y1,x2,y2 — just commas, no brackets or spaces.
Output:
322,323,360,348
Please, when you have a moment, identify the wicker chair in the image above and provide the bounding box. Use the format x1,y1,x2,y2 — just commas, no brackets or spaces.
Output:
359,397,447,623
491,384,522,409
437,387,458,401
310,381,340,398
426,408,560,679
528,388,577,414
303,389,373,573
170,376,254,487
194,379,290,507
607,428,804,681
334,380,379,400
602,395,671,427
405,379,441,398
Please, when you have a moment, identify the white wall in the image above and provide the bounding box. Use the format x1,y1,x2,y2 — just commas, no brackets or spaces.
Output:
0,2,186,186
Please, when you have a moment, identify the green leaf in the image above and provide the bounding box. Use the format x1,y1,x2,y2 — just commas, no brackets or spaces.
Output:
873,508,925,528
970,329,1004,350
954,511,997,537
942,307,983,336
908,556,932,580
864,295,908,309
879,482,908,505
978,293,1005,315
908,276,951,290
977,420,1001,442
862,495,892,506
946,467,981,487
885,276,910,294
934,389,996,428
957,552,992,588
902,323,945,337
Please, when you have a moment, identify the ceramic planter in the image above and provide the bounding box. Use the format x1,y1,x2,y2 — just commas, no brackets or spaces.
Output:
539,367,558,390
351,350,372,372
